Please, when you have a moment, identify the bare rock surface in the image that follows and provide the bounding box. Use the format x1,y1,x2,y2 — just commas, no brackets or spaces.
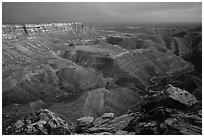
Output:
3,109,71,135
2,85,201,135
77,116,94,127
71,85,201,135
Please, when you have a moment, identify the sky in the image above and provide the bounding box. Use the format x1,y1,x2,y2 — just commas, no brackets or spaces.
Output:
2,2,202,24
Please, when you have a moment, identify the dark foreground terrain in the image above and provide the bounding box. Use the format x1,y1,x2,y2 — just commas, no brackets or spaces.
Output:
2,22,202,135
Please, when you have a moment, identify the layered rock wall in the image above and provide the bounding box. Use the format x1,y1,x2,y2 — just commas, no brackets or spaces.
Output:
2,22,86,40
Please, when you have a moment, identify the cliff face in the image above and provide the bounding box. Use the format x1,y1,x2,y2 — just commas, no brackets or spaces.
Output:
2,22,87,40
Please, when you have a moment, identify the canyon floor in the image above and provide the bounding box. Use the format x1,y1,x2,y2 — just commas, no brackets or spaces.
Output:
2,22,202,135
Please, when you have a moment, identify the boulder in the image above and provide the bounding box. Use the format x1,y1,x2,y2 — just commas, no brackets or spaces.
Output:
166,84,198,107
143,85,198,111
101,113,114,119
77,116,94,127
4,109,71,135
89,114,132,133
93,116,112,127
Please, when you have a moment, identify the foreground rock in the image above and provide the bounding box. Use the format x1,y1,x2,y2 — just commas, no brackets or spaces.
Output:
2,85,201,135
72,85,201,135
166,84,198,106
3,109,71,135
88,114,132,133
143,84,199,111
73,112,133,134
77,116,94,127
73,109,201,135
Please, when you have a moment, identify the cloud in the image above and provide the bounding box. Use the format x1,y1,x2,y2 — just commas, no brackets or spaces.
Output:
2,2,202,24
92,2,202,22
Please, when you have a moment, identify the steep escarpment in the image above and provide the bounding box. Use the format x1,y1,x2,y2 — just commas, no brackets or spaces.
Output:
2,23,95,40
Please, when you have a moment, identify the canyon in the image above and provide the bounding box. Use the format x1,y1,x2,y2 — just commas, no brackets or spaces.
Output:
2,22,202,135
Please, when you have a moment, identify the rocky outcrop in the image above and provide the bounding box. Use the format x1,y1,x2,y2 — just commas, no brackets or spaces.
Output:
142,84,199,111
2,23,89,40
74,112,132,134
72,85,201,135
73,109,202,135
2,76,201,135
3,109,71,135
